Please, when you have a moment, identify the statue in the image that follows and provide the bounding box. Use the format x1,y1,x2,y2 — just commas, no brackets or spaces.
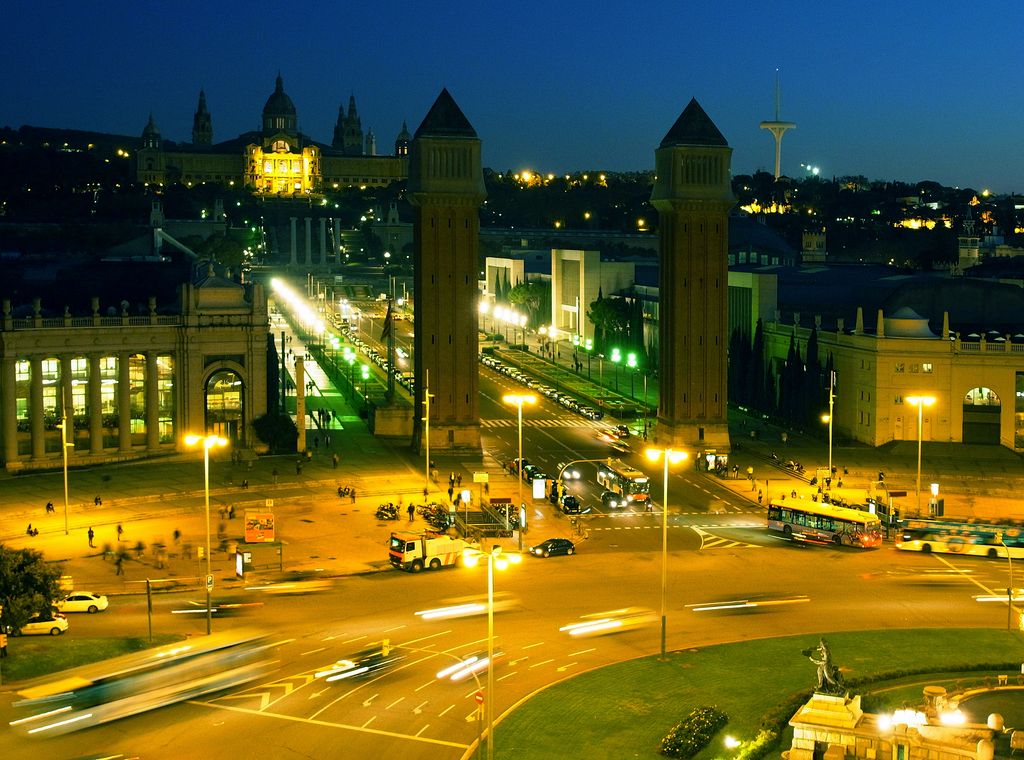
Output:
803,638,844,695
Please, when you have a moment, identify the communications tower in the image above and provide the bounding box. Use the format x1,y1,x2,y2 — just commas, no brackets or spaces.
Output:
759,70,795,179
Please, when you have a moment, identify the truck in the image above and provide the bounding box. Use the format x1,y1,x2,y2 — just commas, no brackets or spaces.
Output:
388,531,477,573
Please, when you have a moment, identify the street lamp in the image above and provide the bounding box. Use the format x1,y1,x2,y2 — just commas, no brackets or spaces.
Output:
57,402,73,536
906,395,936,516
644,447,688,661
360,364,370,412
184,433,228,635
462,545,521,760
610,347,621,392
626,352,637,401
822,370,835,478
503,393,537,553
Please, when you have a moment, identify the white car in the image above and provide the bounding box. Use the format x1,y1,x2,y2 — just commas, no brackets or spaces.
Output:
7,613,69,636
57,592,109,614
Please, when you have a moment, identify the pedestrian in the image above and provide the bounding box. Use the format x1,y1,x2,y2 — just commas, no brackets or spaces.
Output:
449,472,455,488
837,477,843,488
447,486,454,502
408,504,415,521
791,489,797,498
484,482,489,495
45,501,55,514
117,523,123,541
350,487,357,503
229,505,235,519
332,453,338,469
296,460,302,475
88,526,95,547
94,495,102,506
273,468,279,484
313,436,319,449
757,490,763,504
173,528,181,544
0,631,7,658
732,465,738,479
456,473,462,488
242,479,249,489
325,434,330,446
26,523,38,536
423,486,429,500
115,554,124,575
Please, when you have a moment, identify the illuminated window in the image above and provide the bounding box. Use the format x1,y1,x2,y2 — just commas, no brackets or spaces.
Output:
894,363,905,373
922,363,933,373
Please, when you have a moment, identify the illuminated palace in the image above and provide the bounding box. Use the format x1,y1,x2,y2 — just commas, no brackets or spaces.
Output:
135,75,410,194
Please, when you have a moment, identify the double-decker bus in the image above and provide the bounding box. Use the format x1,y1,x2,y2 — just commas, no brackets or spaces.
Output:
596,459,650,505
9,629,275,737
767,500,882,548
897,519,1024,558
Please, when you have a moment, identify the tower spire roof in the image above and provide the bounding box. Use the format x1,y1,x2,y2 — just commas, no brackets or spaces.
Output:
660,98,728,148
414,88,477,138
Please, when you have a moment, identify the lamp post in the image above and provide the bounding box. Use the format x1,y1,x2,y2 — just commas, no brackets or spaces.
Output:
906,395,936,516
610,347,621,392
644,447,688,661
503,394,537,553
184,433,228,635
462,545,521,760
627,352,637,401
57,402,72,535
999,534,1015,631
360,364,370,413
423,369,433,496
823,370,835,477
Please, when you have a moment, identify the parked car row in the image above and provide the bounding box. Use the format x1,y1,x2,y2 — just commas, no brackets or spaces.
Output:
479,354,604,421
339,325,414,394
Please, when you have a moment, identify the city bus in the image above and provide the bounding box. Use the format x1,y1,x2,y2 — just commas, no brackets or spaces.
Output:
897,519,1024,559
9,629,275,737
767,500,882,548
596,459,650,505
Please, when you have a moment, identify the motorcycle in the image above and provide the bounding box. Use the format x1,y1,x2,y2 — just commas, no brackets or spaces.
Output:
375,504,399,520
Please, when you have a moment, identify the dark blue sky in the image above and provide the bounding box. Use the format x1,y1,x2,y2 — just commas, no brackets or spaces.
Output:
6,1,1023,190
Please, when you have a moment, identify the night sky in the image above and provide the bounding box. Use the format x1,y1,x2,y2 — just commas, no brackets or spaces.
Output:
6,1,1023,190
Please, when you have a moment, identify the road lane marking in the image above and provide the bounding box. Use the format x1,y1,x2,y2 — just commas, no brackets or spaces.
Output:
528,659,555,669
301,647,327,656
386,697,405,710
383,624,407,633
509,657,529,665
497,672,517,682
440,704,455,717
569,648,596,656
413,700,428,714
415,724,431,737
521,642,544,650
414,680,434,692
189,701,471,748
465,709,479,722
557,662,578,672
362,694,378,707
362,716,376,728
341,635,367,644
398,630,453,648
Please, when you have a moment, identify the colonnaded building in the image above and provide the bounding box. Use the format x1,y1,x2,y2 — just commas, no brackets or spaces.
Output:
135,75,410,194
0,256,269,473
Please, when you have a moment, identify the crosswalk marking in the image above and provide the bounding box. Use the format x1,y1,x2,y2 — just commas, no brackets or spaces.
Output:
481,418,606,429
692,526,761,550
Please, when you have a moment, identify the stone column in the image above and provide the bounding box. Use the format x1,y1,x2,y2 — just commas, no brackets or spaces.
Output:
319,218,327,266
88,354,103,455
304,217,313,266
30,356,44,459
61,354,75,454
295,356,306,453
145,352,160,451
118,352,132,453
290,217,298,266
333,218,341,264
1,357,18,465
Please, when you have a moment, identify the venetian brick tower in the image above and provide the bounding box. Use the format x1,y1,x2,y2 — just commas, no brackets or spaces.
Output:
408,89,485,453
650,99,733,451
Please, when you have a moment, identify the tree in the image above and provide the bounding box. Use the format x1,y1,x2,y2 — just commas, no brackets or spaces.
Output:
0,546,62,634
508,281,547,328
587,296,631,354
252,412,298,454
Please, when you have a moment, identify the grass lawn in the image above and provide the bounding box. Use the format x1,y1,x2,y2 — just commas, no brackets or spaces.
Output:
0,635,182,684
494,629,1024,760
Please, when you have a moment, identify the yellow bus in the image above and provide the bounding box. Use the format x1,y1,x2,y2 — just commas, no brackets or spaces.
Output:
767,499,882,548
897,519,1024,559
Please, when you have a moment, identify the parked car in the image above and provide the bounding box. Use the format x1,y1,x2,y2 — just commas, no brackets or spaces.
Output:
56,592,108,614
5,612,68,636
529,538,576,558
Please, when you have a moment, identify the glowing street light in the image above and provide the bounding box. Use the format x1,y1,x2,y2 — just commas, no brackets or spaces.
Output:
503,394,537,553
184,433,228,635
644,447,688,660
463,545,521,760
905,395,936,515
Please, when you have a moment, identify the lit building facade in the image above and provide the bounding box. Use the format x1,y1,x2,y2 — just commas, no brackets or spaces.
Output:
0,270,269,472
136,75,408,194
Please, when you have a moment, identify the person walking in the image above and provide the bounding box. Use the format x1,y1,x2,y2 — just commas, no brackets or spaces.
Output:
173,528,181,545
447,486,454,502
272,468,279,484
332,453,338,469
456,473,462,488
115,553,124,576
408,504,415,521
116,523,124,541
350,487,356,503
45,501,55,514
757,490,763,504
88,527,95,548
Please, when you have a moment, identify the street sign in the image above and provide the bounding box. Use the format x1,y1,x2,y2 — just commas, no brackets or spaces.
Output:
266,499,274,508
474,691,484,704
473,472,488,483
206,574,214,592
888,490,908,497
